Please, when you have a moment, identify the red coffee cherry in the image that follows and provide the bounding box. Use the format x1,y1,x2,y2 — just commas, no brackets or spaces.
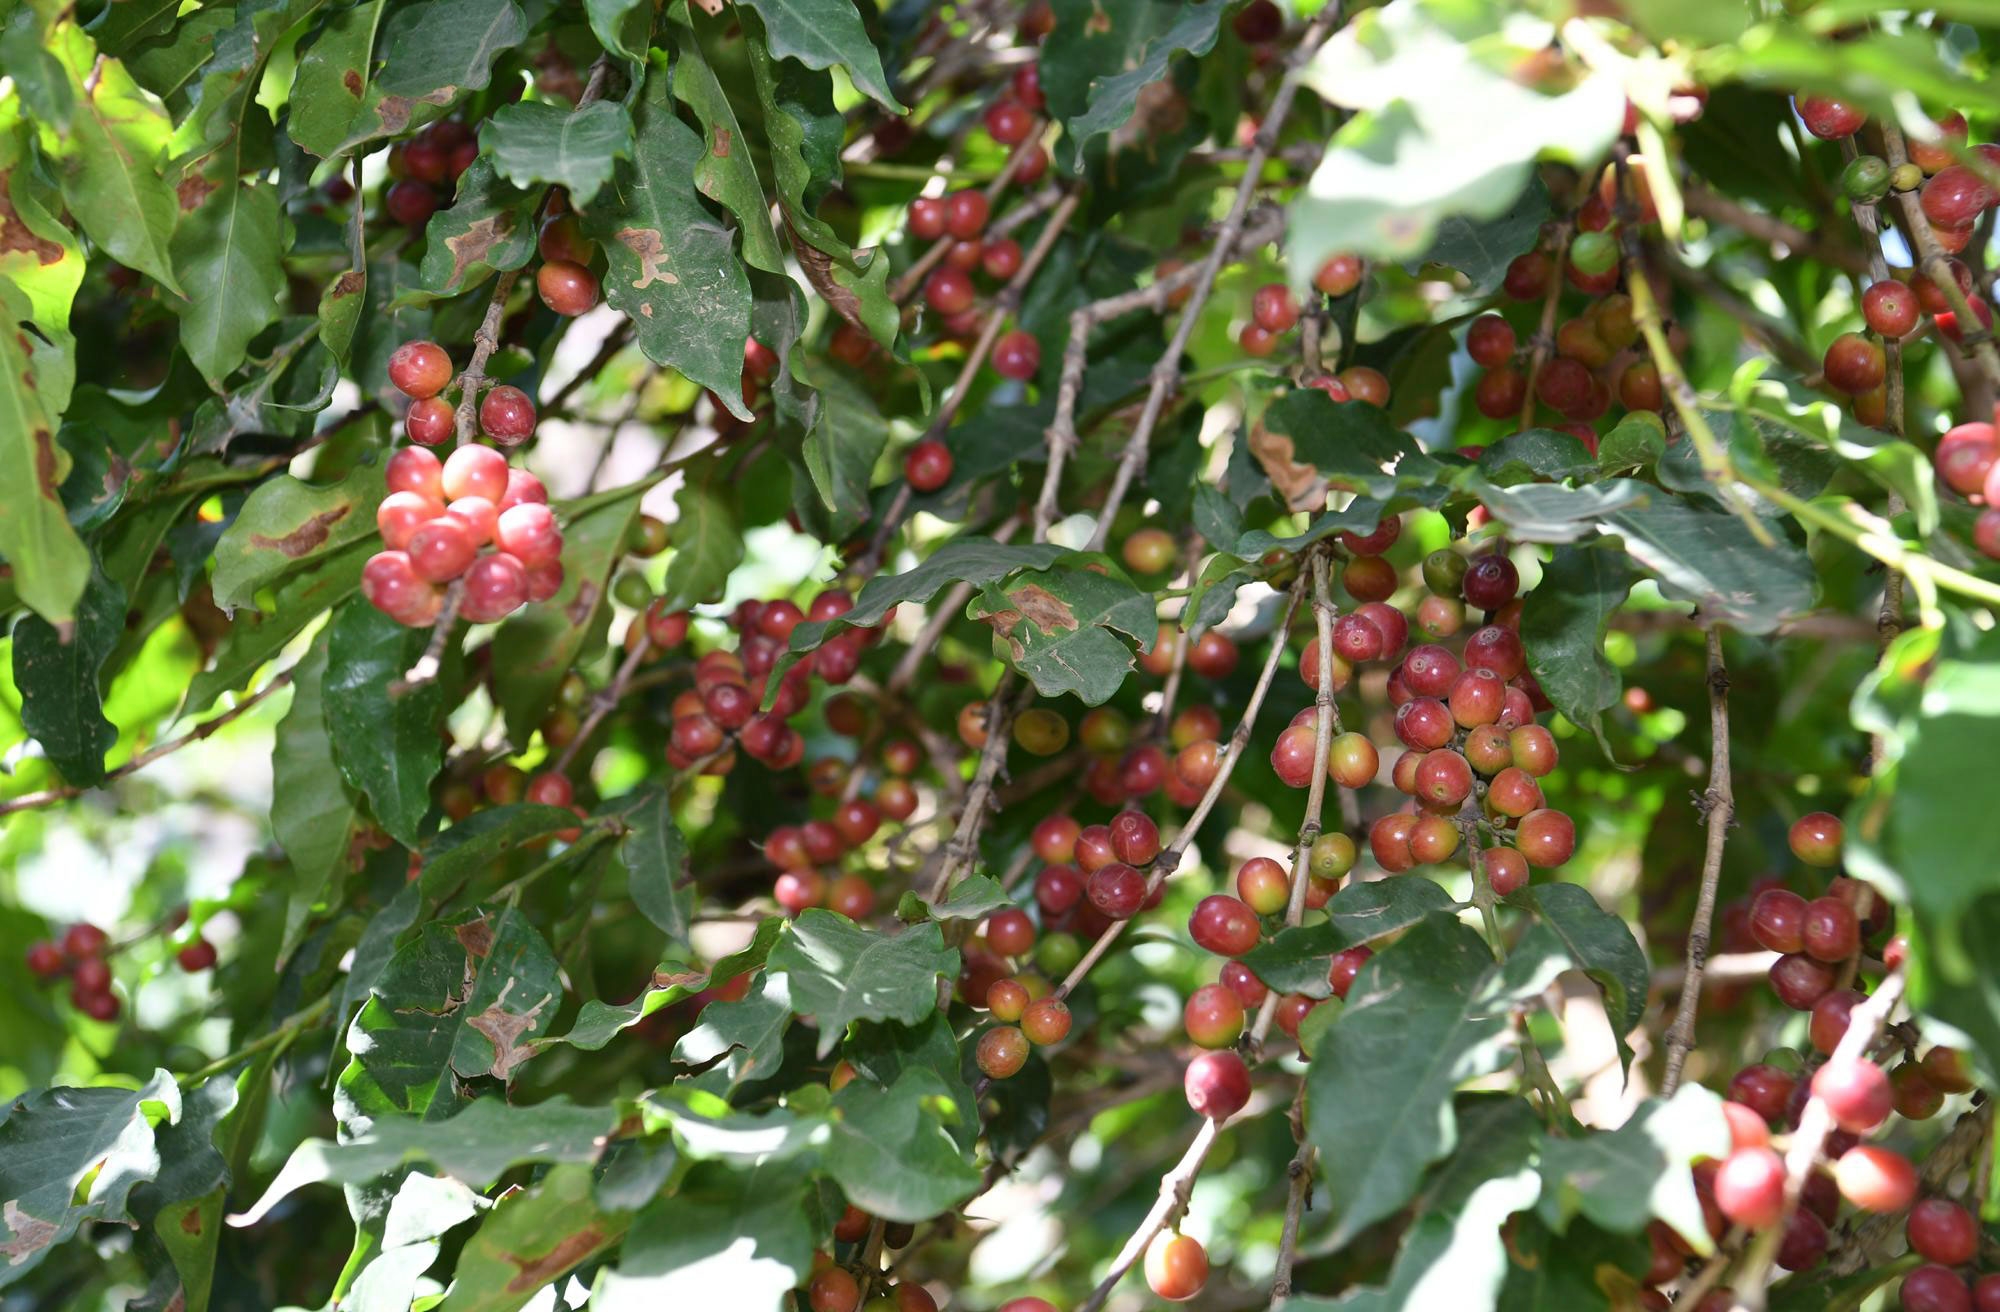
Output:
1251,283,1299,332
975,1025,1029,1079
1714,1146,1786,1229
1021,996,1071,1045
904,438,954,492
993,330,1041,380
1315,252,1362,297
1750,887,1808,954
1184,983,1245,1048
1467,314,1517,367
1327,945,1372,1000
1789,811,1843,866
1902,1265,1973,1312
909,196,947,240
1908,1198,1979,1266
1822,332,1886,396
1087,863,1146,920
388,340,453,398
984,98,1035,145
479,384,538,445
1188,894,1260,957
537,260,599,316
1183,1050,1250,1121
924,266,975,315
1144,1231,1208,1302
945,191,989,238
1769,951,1838,1010
1811,1057,1893,1133
384,179,438,228
1514,809,1575,868
1863,280,1920,337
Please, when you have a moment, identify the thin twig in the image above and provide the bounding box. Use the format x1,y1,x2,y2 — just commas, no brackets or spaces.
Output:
925,675,1029,901
551,632,653,777
1661,628,1733,1095
393,579,466,692
1271,1083,1316,1301
1681,184,1870,276
1084,9,1339,554
1518,216,1574,431
0,671,295,818
1076,1119,1222,1312
450,269,523,444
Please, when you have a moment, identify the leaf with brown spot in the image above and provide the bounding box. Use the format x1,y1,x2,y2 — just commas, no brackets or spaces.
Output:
465,981,552,1081
412,158,536,304
615,227,678,289
437,1165,628,1310
211,459,384,611
967,560,1158,705
454,916,495,960
0,280,91,624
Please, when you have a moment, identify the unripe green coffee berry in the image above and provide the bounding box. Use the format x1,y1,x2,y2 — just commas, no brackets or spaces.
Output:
1035,930,1083,976
1568,230,1619,277
1423,549,1469,597
1840,155,1890,203
1309,831,1356,880
611,570,652,609
1889,162,1924,193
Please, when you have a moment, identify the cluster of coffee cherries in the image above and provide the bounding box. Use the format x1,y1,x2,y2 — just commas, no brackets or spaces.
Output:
1278,520,1574,883
388,338,539,449
1932,413,2000,560
799,1196,941,1312
1468,172,1675,448
365,443,562,627
381,118,478,229
1236,258,1390,411
1651,813,1984,1306
26,919,216,1021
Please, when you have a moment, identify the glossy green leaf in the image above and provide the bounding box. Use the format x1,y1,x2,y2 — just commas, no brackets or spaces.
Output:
823,1069,981,1222
182,540,369,716
438,1163,630,1311
1063,0,1226,160
483,100,633,209
376,0,525,98
1241,876,1460,998
737,0,900,110
593,1159,815,1312
674,969,793,1095
288,0,389,158
609,784,694,949
1305,915,1570,1248
969,561,1159,705
0,280,89,624
412,158,538,301
798,365,890,540
767,911,958,1056
1519,545,1631,736
0,1070,180,1287
271,631,367,961
1537,1084,1729,1253
323,598,443,848
657,469,744,613
670,13,789,277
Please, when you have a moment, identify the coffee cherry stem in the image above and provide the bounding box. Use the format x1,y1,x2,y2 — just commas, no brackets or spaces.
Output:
550,631,653,777
1083,7,1340,559
391,576,466,692
448,267,526,445
1661,629,1736,1096
1731,969,1906,1311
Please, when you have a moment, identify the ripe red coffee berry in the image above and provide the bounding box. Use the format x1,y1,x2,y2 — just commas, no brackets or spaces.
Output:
1251,283,1299,332
1145,1231,1208,1302
1327,945,1372,1000
984,98,1034,145
461,553,529,622
1021,996,1071,1045
1315,252,1362,297
388,340,453,398
1183,1049,1250,1120
1789,811,1843,866
1801,896,1859,962
1901,1265,1971,1312
1109,811,1160,865
1714,1146,1787,1229
1770,951,1838,1010
909,196,947,240
1750,887,1809,954
479,384,537,445
1467,314,1517,367
177,939,217,972
1812,1057,1893,1133
1823,333,1886,396
945,191,988,238
993,330,1040,380
536,259,599,316
1515,808,1575,868
1863,280,1920,337
1087,863,1145,920
1189,894,1260,956
1184,983,1245,1048
923,266,975,315
904,438,954,492
1909,1198,1979,1266
1834,1145,1917,1213
975,1026,1029,1079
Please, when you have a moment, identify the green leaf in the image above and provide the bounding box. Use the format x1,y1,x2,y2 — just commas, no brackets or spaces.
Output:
13,566,124,787
583,71,753,416
438,1163,631,1311
593,1159,815,1312
1537,1084,1730,1253
1494,1213,1648,1312
783,538,1072,656
483,100,634,209
586,0,652,67
375,0,525,98
1603,497,1816,634
797,364,890,539
736,0,901,111
674,969,794,1096
288,0,389,158
1597,411,1668,475
169,172,287,388
670,14,789,277
36,23,184,295
1478,430,1598,486
609,784,694,949
0,1070,180,1286
823,1069,981,1222
491,478,652,745
0,281,90,624
1469,478,1652,544
233,1098,622,1225
182,540,369,716
271,631,367,961
1255,390,1453,502
211,459,385,611
767,911,959,1056
1527,883,1647,1077
140,1075,237,1312
552,920,782,1052
0,132,86,387
324,598,444,848
1241,876,1461,998
658,470,744,612
924,874,1011,922
1290,1097,1543,1312
1305,915,1569,1248
1063,0,1226,160
1519,545,1631,736
415,158,538,301
1288,1,1622,268
968,560,1159,705
416,803,582,901
1410,175,1552,302
339,906,562,1120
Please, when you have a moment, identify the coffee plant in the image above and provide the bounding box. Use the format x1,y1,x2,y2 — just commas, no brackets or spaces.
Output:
12,0,2000,1307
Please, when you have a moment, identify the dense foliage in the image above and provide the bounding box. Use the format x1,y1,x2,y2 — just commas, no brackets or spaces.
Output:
10,0,2000,1308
